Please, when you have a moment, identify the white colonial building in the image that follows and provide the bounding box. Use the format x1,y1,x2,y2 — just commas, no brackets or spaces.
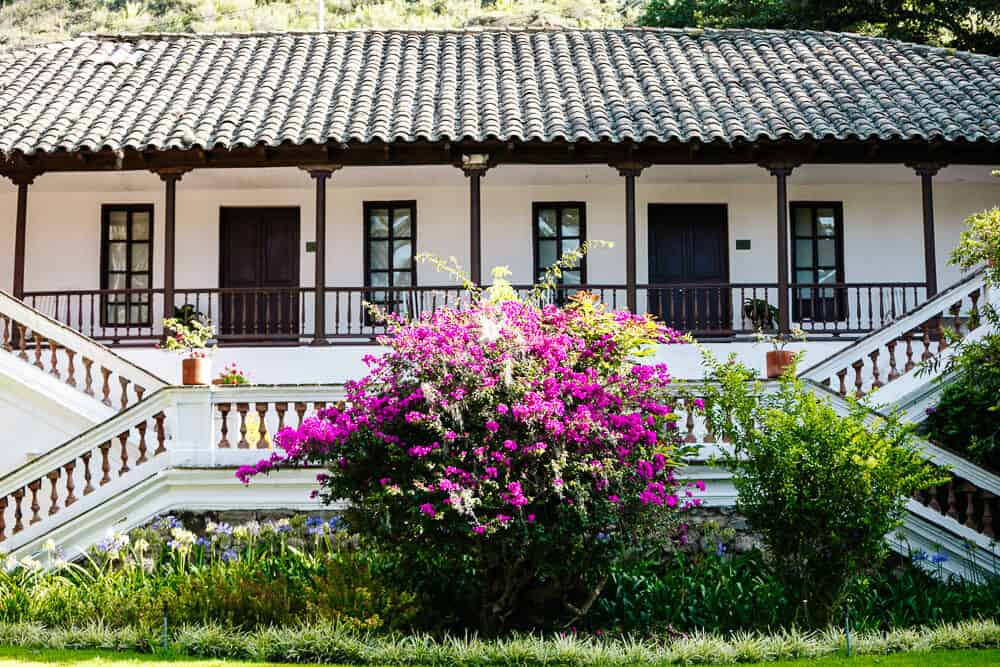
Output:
0,29,998,574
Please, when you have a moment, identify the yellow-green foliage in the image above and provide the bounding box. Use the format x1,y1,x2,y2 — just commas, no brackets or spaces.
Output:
0,1,634,48
951,207,1000,286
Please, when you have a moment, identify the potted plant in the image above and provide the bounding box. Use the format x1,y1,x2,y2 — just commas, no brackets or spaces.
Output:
756,326,807,378
213,363,250,386
743,297,778,331
161,317,216,385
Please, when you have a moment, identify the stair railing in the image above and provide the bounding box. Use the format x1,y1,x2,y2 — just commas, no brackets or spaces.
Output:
0,289,166,412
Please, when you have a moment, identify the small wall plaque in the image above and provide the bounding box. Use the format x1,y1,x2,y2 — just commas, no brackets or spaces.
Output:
305,241,317,253
735,239,751,250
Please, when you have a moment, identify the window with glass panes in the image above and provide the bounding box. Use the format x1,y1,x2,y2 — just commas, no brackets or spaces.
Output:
790,202,845,321
100,204,153,327
533,203,586,284
364,201,416,318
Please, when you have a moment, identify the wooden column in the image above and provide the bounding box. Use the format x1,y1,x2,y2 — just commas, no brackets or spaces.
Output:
617,164,645,314
765,164,795,334
913,164,942,297
303,166,341,344
9,174,35,300
462,154,490,286
156,169,188,321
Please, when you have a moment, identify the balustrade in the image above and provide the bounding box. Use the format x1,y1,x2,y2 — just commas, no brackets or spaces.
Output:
0,409,167,543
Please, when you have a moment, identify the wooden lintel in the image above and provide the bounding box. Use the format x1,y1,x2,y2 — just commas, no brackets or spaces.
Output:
0,138,997,175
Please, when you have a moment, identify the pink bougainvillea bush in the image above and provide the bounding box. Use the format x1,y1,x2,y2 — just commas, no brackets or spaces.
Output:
239,283,697,631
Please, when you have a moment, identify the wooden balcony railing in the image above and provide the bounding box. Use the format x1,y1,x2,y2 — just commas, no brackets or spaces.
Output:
21,281,932,345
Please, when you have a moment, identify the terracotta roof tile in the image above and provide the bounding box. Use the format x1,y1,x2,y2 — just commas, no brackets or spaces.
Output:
0,28,998,156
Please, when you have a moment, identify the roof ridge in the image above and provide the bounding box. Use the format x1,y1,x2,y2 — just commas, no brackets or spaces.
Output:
64,27,996,59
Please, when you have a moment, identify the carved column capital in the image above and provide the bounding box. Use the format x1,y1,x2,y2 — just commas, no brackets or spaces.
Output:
459,153,491,177
759,161,800,177
613,161,649,178
907,162,946,177
3,171,38,186
153,167,191,182
299,164,342,179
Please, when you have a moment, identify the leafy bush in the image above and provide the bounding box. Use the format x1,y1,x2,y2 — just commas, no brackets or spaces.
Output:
950,206,1000,286
923,319,1000,468
0,515,420,632
240,262,697,632
698,352,945,628
590,546,1000,635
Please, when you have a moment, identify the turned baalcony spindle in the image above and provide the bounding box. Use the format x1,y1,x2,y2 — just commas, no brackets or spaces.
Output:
135,385,145,402
118,431,130,475
886,339,900,381
119,377,130,411
295,402,307,427
136,421,148,465
950,301,963,337
684,400,697,444
100,367,112,407
255,403,270,449
946,481,960,520
47,469,61,515
27,479,42,525
868,349,883,389
963,482,978,530
82,357,95,396
920,323,934,361
16,323,28,360
929,484,943,513
835,368,848,397
851,360,865,397
275,402,288,431
0,497,6,542
981,492,995,538
80,451,95,495
12,489,24,533
48,339,60,378
153,412,167,455
63,461,77,507
217,403,232,448
236,403,250,448
32,331,44,369
0,315,9,350
903,331,915,371
65,348,77,387
969,289,981,327
98,441,112,485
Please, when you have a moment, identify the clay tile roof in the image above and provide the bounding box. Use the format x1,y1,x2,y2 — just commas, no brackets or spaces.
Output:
1,28,998,156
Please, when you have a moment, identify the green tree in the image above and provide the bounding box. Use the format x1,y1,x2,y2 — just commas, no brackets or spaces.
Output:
698,350,946,628
641,1,1000,55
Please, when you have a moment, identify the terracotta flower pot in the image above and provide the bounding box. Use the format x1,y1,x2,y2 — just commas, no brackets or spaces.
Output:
182,357,211,385
766,350,796,379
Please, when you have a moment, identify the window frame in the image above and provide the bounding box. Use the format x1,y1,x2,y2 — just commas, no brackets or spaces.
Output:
531,202,588,285
363,200,417,318
789,201,846,322
100,203,154,328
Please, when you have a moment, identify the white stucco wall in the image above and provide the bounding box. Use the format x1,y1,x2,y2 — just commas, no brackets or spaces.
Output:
2,163,997,295
0,162,996,386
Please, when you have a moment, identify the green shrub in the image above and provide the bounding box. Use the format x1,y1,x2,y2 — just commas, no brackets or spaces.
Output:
923,310,1000,468
698,352,945,628
950,207,1000,286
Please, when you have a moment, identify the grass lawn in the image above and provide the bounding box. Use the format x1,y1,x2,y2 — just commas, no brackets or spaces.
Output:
1,647,1000,666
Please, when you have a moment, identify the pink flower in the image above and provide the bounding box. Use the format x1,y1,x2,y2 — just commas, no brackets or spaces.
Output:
527,514,536,523
419,503,436,517
485,420,499,433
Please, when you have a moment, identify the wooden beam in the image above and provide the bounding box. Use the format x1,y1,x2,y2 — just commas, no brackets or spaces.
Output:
8,173,36,299
155,168,190,321
461,154,490,286
910,162,944,297
301,165,342,344
615,161,647,313
763,163,797,334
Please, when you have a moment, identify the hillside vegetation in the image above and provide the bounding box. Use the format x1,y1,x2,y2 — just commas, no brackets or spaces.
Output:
0,1,634,48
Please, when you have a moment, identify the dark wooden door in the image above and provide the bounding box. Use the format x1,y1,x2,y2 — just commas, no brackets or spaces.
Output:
220,207,300,338
647,204,731,334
